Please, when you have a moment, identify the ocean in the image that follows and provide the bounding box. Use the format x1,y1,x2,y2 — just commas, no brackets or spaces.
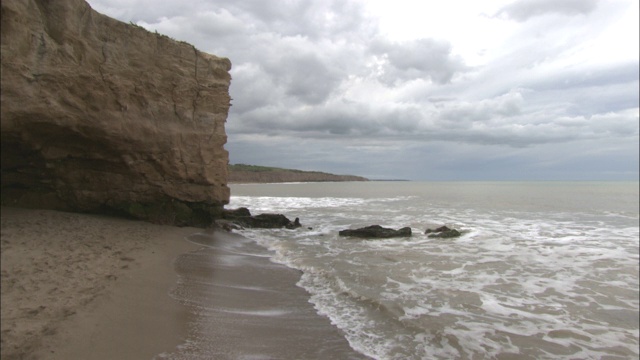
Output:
227,181,639,360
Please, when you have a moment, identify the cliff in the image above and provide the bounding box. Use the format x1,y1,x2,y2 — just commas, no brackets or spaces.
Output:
228,164,369,183
1,0,232,226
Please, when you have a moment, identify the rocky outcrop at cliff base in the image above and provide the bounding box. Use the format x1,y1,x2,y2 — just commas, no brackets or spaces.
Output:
1,0,232,226
221,207,302,229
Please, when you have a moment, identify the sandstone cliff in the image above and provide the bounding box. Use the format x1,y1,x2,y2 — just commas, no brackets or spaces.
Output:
1,0,232,226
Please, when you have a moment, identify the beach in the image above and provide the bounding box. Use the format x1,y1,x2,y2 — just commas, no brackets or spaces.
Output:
0,206,199,359
164,230,368,359
0,206,366,359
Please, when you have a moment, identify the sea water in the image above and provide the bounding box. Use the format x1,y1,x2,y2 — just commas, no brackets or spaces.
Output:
228,181,639,360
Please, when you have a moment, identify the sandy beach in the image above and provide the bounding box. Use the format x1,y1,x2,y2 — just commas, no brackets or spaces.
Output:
0,206,366,359
0,206,199,360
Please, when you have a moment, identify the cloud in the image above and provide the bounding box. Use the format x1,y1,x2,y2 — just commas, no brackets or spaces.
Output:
266,52,343,105
495,0,599,21
190,9,246,37
370,38,467,85
435,90,525,123
528,62,639,92
213,0,373,40
230,78,638,152
229,63,278,114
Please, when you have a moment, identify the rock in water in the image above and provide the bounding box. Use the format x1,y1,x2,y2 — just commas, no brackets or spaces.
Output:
222,208,302,229
0,0,232,226
286,217,302,230
223,207,253,219
425,226,451,234
339,225,412,239
425,226,462,238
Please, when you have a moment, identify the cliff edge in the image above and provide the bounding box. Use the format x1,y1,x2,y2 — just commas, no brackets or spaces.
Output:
1,0,232,226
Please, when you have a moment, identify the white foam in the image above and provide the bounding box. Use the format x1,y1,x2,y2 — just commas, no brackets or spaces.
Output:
218,308,291,317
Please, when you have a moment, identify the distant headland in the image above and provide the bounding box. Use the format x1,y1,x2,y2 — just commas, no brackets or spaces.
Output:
228,164,369,183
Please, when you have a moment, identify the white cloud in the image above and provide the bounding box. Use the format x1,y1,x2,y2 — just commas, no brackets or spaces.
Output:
495,0,599,21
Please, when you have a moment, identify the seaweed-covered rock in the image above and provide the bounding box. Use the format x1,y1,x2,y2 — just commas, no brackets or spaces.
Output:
339,225,412,239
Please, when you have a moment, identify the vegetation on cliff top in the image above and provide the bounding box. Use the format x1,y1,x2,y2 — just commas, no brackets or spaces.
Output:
228,164,369,183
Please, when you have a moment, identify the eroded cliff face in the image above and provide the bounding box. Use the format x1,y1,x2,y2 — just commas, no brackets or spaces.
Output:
1,0,232,226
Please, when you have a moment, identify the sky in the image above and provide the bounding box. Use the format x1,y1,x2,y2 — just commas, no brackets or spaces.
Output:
87,0,639,180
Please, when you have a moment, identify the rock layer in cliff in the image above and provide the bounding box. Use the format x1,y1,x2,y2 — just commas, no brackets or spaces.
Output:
1,0,232,226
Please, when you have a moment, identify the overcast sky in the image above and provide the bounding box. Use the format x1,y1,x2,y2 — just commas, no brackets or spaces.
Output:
88,0,638,180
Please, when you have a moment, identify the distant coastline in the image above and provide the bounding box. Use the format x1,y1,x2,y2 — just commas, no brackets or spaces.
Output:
228,164,369,184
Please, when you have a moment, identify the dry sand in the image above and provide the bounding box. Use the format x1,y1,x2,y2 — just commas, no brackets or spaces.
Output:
0,206,199,360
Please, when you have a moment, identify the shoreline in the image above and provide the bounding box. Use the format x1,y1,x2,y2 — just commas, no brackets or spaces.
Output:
1,206,367,359
167,230,369,359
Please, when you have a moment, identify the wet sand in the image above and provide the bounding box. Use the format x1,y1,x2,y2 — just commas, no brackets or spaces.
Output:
0,207,366,359
165,230,369,359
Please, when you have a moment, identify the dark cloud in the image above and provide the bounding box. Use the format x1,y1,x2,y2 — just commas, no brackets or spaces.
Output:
229,84,638,152
269,53,343,105
495,0,599,21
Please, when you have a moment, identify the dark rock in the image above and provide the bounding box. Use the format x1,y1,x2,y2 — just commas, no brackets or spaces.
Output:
223,207,252,219
431,229,461,238
425,225,451,234
426,226,461,238
251,213,292,228
114,198,222,227
339,225,412,239
286,217,302,229
222,207,301,229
